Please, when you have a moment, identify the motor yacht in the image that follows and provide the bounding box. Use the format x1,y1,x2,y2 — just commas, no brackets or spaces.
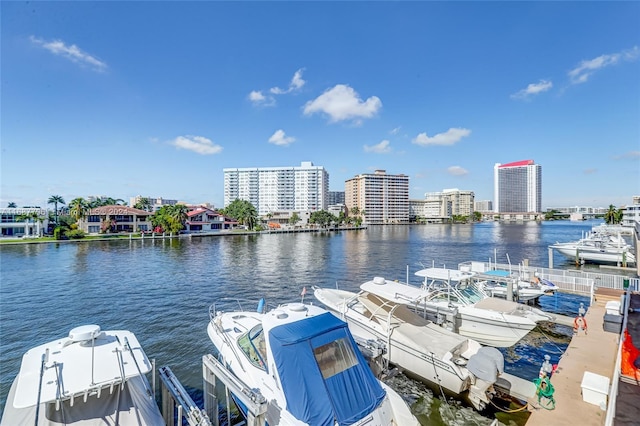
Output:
361,269,554,348
549,230,636,265
207,301,419,425
313,285,507,411
1,325,164,426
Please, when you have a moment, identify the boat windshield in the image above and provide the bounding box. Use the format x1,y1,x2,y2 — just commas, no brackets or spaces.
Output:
456,282,485,303
313,336,359,379
238,324,268,370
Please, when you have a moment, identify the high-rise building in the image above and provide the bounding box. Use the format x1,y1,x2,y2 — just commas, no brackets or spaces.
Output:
442,188,475,216
345,170,409,223
494,160,542,213
328,191,345,206
475,200,493,213
223,161,329,216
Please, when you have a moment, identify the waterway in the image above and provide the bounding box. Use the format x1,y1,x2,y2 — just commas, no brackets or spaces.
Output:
0,220,612,424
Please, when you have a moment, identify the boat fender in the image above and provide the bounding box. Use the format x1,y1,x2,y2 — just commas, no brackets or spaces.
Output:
573,316,588,334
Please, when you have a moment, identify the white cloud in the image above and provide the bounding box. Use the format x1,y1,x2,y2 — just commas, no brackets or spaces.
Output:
612,150,640,160
268,129,296,146
270,68,306,94
364,140,391,154
447,166,469,176
30,36,107,72
511,80,553,100
170,135,223,155
390,126,401,135
303,84,382,123
248,90,275,107
568,46,639,84
412,128,471,146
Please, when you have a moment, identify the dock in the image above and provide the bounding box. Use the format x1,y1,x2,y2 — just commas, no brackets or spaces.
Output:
525,289,623,426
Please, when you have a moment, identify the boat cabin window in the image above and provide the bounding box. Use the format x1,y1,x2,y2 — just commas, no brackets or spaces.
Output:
238,324,268,370
313,337,358,379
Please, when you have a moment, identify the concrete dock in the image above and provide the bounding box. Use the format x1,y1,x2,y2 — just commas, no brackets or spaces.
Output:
525,290,622,426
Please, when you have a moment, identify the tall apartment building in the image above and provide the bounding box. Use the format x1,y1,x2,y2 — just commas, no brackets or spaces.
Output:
475,200,493,213
345,170,409,224
223,161,329,216
328,191,345,206
442,188,475,216
494,160,542,213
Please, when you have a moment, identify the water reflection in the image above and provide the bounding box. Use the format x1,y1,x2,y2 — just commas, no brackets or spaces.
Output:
0,222,600,424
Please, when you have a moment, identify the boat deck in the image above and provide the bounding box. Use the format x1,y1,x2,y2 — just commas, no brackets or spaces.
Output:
525,290,620,426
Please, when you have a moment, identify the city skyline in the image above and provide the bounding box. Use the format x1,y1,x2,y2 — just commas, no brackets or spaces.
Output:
2,2,639,210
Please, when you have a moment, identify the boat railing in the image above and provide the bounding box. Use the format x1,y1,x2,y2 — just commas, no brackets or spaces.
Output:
209,298,257,322
458,260,640,296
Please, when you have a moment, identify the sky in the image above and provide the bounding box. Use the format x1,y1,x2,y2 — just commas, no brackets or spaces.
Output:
1,1,639,210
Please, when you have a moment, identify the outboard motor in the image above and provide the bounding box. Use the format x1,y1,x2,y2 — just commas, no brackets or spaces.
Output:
466,347,505,410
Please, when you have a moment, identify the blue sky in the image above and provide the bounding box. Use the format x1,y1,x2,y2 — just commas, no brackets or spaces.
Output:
2,1,639,210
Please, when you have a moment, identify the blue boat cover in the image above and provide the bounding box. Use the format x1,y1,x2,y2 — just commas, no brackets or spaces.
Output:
483,270,511,278
269,312,386,426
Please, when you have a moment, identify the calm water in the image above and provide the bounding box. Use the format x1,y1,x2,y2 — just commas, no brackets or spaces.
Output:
0,221,601,424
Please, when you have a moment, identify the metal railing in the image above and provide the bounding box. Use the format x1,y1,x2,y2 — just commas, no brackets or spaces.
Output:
458,261,639,297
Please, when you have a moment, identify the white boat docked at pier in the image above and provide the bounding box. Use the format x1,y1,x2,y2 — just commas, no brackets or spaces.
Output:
549,229,636,265
362,268,554,347
207,301,419,426
313,284,507,411
474,269,556,302
1,325,164,426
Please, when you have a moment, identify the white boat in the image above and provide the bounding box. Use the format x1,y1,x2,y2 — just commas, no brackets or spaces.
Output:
475,270,556,302
549,231,636,265
363,269,554,347
207,301,419,426
1,325,164,426
313,285,507,411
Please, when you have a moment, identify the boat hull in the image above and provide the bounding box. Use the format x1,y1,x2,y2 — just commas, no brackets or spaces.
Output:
551,245,636,265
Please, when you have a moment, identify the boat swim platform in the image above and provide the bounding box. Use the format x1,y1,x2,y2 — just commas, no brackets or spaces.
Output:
525,294,620,426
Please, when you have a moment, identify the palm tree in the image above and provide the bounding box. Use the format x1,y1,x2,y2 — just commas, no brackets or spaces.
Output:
48,195,65,226
134,197,152,212
68,197,89,223
167,204,188,233
614,208,624,225
7,202,17,208
604,205,617,224
350,206,360,219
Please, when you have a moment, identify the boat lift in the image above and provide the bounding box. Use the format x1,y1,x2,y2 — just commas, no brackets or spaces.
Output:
158,366,212,426
202,354,269,426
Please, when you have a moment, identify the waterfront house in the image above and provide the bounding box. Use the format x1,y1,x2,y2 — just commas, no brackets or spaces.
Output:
186,207,237,232
0,207,49,237
79,205,153,234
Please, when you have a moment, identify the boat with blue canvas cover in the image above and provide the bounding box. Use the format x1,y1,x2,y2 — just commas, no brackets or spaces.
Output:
207,301,419,426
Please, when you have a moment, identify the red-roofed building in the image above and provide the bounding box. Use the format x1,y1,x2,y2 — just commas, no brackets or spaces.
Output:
186,207,237,232
498,159,535,168
494,160,542,214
